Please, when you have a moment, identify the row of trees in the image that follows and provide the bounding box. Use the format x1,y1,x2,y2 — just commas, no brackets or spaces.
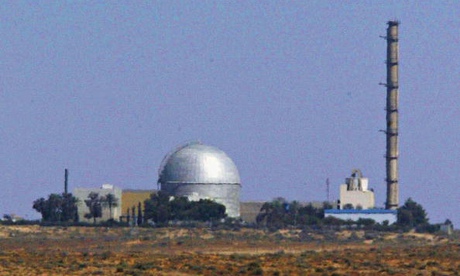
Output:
32,190,441,232
33,192,119,224
32,191,226,225
255,197,436,232
83,192,119,223
256,198,331,229
143,191,226,224
32,193,79,222
125,202,143,226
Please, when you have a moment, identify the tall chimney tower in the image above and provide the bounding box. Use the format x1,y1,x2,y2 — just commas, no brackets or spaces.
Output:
385,21,399,210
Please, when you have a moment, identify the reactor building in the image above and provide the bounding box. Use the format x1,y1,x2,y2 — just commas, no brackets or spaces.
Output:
157,142,241,218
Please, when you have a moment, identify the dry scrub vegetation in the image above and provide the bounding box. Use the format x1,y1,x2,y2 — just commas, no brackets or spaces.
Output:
0,225,459,275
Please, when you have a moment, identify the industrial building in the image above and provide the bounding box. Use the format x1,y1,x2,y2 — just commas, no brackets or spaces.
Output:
73,184,122,223
325,21,401,224
71,21,400,225
158,142,241,218
324,169,396,224
339,169,375,210
72,187,153,223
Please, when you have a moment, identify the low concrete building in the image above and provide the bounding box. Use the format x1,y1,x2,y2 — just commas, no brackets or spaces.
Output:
74,184,122,223
325,209,397,224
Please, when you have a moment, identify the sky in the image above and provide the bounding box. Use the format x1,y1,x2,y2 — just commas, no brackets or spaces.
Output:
1,1,459,227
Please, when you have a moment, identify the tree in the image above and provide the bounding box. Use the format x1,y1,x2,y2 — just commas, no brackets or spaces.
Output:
137,202,143,226
61,193,79,222
256,199,328,229
189,199,226,221
288,200,301,227
144,191,172,224
33,197,49,221
297,203,323,225
143,192,227,224
84,192,103,224
101,193,119,220
397,198,428,227
33,193,79,223
169,196,191,220
256,198,288,229
131,205,136,225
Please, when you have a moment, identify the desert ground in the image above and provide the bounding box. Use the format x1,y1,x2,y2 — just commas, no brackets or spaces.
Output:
0,225,459,275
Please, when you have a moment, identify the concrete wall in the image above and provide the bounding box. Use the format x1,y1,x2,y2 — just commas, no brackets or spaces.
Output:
121,189,155,217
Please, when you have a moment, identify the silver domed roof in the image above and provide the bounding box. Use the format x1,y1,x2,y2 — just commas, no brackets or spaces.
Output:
159,142,241,184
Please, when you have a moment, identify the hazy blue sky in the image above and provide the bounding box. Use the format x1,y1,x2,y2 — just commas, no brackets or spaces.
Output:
1,1,459,227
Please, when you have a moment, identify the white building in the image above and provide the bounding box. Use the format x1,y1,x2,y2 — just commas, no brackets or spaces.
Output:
73,184,122,223
339,169,375,210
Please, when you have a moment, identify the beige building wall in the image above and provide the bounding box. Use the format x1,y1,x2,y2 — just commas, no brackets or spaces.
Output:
121,189,155,218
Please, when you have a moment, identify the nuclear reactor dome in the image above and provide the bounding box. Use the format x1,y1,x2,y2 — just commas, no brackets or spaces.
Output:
158,142,241,217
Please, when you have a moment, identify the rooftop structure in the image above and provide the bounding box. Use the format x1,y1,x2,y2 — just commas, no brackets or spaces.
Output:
339,169,375,210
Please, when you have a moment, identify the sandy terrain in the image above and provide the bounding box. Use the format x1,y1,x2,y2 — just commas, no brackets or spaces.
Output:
0,225,458,275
